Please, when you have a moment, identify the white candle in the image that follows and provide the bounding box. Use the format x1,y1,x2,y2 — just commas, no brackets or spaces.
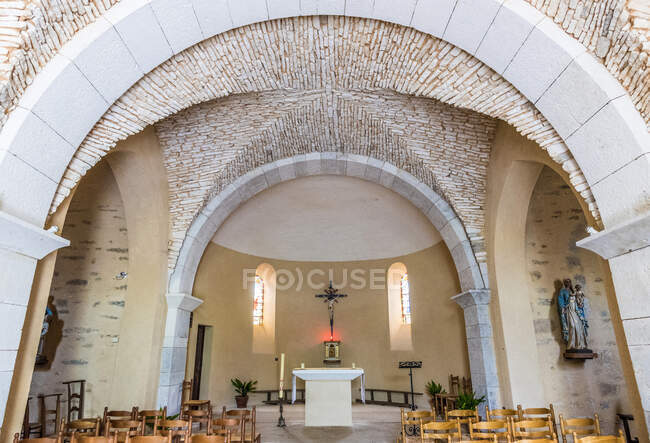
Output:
280,353,285,380
301,362,305,368
352,362,355,368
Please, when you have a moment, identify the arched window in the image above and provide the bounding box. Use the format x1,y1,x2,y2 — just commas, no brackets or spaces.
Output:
387,262,413,350
253,274,264,325
400,273,411,325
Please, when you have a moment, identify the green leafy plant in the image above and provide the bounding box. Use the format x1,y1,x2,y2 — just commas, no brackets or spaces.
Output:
457,391,486,410
230,378,258,397
425,380,446,396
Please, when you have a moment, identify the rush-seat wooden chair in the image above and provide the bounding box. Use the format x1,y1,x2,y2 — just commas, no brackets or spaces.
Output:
66,418,101,439
139,410,165,435
103,409,137,429
517,404,557,429
486,407,518,422
155,420,189,442
573,430,625,443
188,433,231,443
401,409,435,440
507,437,558,443
419,419,462,441
210,418,242,441
444,407,479,426
187,409,212,435
73,435,118,443
13,434,62,443
509,416,555,440
106,420,143,441
469,420,510,441
560,414,601,441
125,436,172,443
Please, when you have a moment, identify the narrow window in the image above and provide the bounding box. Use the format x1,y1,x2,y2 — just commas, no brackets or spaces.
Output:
400,273,411,324
253,274,264,325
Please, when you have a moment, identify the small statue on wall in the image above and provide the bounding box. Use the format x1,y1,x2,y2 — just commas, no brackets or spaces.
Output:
557,278,595,359
35,305,53,365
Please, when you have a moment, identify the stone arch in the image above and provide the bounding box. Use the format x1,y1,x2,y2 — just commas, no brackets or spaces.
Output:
0,1,646,233
168,153,485,295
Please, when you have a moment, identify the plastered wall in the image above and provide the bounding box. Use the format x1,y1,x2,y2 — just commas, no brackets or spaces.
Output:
186,242,469,409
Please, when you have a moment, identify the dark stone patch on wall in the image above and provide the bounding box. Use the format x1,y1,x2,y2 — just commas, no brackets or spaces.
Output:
101,315,119,320
534,319,552,334
62,359,88,365
108,301,125,307
107,248,128,253
599,383,618,396
537,298,552,306
532,259,549,265
530,271,542,280
93,302,100,307
66,279,88,286
115,285,127,291
63,256,86,260
566,256,581,267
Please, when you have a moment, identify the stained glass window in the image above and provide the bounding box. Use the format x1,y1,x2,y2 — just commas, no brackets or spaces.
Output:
400,273,411,324
253,274,264,325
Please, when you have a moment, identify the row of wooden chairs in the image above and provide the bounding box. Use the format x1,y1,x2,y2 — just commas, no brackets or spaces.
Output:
14,433,231,443
402,405,604,443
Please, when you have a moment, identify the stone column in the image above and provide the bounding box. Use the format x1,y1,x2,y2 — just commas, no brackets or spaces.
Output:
0,211,69,428
577,213,650,433
157,293,203,415
451,289,500,410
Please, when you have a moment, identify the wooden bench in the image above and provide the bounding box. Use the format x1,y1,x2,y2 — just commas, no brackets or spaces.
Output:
254,389,305,405
356,388,423,408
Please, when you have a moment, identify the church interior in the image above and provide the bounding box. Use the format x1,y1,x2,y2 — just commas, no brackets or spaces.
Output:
0,1,648,443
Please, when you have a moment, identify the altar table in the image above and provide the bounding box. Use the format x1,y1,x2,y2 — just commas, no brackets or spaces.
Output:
291,368,365,426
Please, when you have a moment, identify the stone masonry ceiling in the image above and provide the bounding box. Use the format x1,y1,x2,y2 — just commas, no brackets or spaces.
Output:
50,16,601,227
0,0,646,131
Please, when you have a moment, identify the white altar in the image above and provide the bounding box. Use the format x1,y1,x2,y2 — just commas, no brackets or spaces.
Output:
292,368,365,426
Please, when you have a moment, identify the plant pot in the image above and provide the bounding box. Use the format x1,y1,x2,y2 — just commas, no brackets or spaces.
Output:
235,395,249,408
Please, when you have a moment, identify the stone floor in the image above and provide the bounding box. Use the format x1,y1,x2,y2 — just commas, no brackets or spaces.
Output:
254,404,401,442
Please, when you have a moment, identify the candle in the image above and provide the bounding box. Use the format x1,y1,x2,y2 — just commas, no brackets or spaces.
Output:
279,353,285,399
352,362,356,368
301,362,305,368
280,353,285,380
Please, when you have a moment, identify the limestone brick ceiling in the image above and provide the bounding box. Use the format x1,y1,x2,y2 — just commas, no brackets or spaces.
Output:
155,89,495,268
0,0,646,131
49,17,599,228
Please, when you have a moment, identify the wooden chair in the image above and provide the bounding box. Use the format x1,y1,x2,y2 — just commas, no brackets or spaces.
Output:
188,433,231,443
560,414,601,441
63,380,86,422
242,406,260,443
486,407,518,422
155,420,189,442
125,436,171,443
103,409,137,428
572,430,624,443
39,394,63,437
139,410,165,435
449,375,460,396
182,381,193,404
66,418,101,439
13,433,62,443
106,420,143,441
187,409,212,435
74,436,118,443
419,419,462,441
210,419,243,441
23,396,43,439
507,437,557,443
401,409,435,440
469,420,510,441
444,407,479,426
461,377,472,394
220,409,250,441
517,404,556,428
509,416,554,440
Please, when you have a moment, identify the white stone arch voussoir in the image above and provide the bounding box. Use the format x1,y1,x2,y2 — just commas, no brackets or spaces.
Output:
0,0,646,230
168,153,486,294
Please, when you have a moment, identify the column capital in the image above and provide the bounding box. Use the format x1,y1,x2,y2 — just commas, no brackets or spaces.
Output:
451,288,491,309
0,210,69,259
166,293,203,312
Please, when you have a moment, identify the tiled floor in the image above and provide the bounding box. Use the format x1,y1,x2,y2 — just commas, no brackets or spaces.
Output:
254,404,401,442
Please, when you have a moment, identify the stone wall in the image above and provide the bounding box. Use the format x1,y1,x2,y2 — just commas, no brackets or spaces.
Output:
51,16,600,231
525,166,637,435
28,161,129,420
154,89,495,269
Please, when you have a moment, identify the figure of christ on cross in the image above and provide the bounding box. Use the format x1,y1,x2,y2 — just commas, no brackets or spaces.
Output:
315,281,348,340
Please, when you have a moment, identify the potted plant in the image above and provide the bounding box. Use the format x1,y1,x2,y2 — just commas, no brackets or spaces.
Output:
457,391,486,410
231,378,258,408
425,380,446,408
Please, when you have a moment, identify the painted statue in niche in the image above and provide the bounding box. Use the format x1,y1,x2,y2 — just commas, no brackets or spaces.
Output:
557,278,590,350
35,305,53,365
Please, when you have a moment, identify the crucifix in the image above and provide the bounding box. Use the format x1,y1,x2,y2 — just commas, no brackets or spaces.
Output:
315,281,348,340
